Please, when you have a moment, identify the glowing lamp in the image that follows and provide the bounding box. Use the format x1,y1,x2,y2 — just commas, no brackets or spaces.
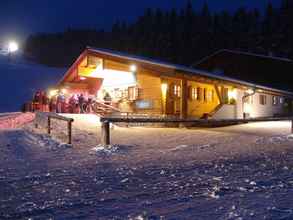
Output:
228,89,237,100
48,89,58,98
61,88,67,94
80,76,86,80
247,89,254,94
130,65,137,72
8,41,18,53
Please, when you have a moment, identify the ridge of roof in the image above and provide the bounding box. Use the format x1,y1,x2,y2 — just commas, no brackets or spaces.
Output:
86,46,293,96
220,49,293,62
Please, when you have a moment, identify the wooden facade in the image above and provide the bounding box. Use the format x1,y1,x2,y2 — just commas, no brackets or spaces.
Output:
57,47,293,119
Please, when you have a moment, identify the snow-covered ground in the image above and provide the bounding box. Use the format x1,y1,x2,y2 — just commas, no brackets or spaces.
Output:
1,115,293,219
0,52,65,113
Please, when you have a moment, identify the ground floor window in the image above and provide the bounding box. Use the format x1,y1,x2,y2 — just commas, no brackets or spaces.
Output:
259,94,267,105
207,90,214,102
189,87,198,100
272,96,279,105
222,87,229,104
197,87,202,101
173,85,181,98
128,86,139,101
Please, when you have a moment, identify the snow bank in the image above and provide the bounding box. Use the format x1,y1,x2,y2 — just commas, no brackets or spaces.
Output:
0,113,34,129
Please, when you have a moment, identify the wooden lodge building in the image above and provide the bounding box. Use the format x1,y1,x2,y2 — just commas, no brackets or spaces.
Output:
55,47,293,119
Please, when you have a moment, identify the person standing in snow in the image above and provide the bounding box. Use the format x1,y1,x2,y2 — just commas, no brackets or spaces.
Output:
56,92,65,113
69,94,77,113
78,94,85,113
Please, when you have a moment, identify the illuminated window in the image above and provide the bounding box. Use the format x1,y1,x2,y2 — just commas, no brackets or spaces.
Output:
174,85,181,98
191,87,198,100
259,94,267,105
207,90,214,102
272,96,279,105
128,86,139,101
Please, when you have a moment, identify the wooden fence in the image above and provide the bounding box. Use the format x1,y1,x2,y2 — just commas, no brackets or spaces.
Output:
100,116,293,146
35,112,74,144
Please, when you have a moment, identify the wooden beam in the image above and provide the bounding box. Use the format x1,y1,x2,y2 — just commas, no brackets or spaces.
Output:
101,121,110,146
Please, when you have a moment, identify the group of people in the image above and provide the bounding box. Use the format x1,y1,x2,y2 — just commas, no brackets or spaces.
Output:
32,91,94,114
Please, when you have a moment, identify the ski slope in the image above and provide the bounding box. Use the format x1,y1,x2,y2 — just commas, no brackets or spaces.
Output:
0,51,65,112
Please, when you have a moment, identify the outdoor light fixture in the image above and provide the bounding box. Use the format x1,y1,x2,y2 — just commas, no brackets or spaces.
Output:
61,88,67,94
228,89,237,100
130,64,137,72
8,41,18,53
48,89,58,98
247,89,255,94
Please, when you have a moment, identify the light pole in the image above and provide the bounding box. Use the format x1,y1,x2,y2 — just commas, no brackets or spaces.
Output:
8,41,18,62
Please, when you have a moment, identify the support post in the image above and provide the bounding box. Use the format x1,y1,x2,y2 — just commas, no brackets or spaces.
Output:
68,120,72,144
101,121,110,146
291,120,293,134
47,116,51,134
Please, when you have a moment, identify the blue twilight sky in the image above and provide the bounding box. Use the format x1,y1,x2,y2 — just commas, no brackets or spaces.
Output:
0,0,281,45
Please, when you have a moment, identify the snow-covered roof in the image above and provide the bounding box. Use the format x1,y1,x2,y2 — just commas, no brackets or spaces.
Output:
87,47,293,96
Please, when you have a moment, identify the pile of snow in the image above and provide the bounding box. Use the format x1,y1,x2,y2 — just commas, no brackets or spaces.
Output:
0,112,34,129
0,52,65,112
91,144,119,155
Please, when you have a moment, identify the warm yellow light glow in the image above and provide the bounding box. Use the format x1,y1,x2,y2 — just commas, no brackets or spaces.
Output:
161,83,168,96
48,89,58,98
130,65,137,72
247,89,254,94
8,41,18,53
228,89,237,100
80,76,86,80
161,83,168,115
61,88,67,94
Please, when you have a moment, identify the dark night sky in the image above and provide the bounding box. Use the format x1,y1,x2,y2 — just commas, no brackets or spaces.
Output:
0,0,281,45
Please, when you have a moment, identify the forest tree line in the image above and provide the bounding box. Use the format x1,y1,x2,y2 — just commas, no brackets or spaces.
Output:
24,0,293,67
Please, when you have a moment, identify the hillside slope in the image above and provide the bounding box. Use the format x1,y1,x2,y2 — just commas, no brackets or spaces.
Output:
0,52,65,112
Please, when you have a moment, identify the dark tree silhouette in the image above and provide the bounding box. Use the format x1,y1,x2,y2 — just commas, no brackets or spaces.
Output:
24,1,293,67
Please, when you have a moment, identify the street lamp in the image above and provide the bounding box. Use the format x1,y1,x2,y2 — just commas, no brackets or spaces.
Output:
8,41,18,62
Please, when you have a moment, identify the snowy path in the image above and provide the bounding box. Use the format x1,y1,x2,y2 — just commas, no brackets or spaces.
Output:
1,120,293,219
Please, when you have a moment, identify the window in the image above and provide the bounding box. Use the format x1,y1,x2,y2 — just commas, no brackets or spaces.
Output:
222,87,229,104
128,86,139,101
272,96,279,105
203,88,207,102
259,94,267,105
207,90,214,102
280,97,284,104
191,87,198,100
197,87,202,101
174,85,181,98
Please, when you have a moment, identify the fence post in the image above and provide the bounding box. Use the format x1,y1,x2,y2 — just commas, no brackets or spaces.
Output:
47,116,51,134
101,120,110,146
68,120,72,145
